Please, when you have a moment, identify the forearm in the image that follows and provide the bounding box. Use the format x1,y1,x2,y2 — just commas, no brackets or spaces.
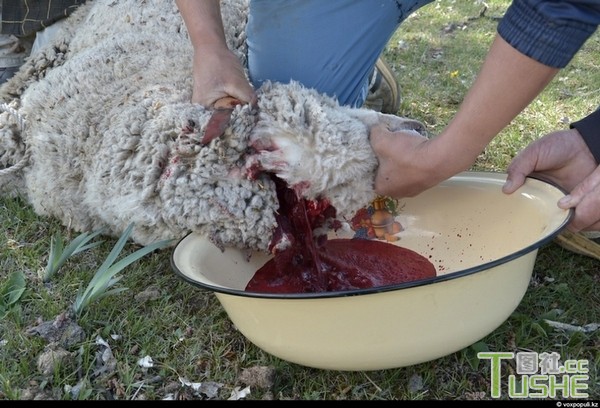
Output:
175,0,227,50
432,35,559,176
175,0,254,105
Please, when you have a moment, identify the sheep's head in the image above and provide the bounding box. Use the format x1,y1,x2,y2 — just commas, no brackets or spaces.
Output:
169,80,426,253
245,80,426,220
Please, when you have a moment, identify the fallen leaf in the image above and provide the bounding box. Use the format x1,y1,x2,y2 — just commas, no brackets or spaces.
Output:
179,377,223,399
137,355,154,368
228,386,251,400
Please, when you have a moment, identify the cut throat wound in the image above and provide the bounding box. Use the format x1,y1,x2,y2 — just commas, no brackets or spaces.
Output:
245,176,436,294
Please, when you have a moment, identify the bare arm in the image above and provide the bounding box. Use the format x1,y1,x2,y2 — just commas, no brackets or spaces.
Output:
176,0,226,49
372,34,560,197
175,0,255,106
434,35,559,175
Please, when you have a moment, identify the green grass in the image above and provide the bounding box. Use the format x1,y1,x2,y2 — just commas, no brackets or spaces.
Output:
1,0,599,400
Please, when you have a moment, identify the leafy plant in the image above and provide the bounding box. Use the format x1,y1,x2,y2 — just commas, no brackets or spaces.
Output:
0,270,26,319
464,341,490,370
72,223,173,317
42,229,106,282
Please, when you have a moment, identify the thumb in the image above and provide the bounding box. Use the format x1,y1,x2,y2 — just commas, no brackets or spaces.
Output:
558,165,600,209
502,171,526,195
369,123,393,153
503,150,537,194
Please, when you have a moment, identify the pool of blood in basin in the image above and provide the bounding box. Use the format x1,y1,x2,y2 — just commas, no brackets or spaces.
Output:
245,177,436,294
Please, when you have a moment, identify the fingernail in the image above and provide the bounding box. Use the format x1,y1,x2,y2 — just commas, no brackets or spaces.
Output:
503,180,512,191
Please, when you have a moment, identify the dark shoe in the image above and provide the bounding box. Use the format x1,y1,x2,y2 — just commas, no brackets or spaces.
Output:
363,57,401,114
0,66,20,85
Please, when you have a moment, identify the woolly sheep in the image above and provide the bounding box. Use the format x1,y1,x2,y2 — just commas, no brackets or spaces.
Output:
0,0,425,253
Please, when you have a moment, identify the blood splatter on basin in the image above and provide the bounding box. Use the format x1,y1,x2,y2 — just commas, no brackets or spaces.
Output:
171,171,571,371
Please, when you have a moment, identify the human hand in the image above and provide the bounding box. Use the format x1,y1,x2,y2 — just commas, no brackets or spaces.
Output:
503,128,600,231
191,44,256,107
370,124,472,198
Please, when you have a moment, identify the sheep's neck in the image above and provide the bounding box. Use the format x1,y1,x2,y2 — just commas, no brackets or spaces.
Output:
245,176,437,294
246,178,436,293
264,176,333,291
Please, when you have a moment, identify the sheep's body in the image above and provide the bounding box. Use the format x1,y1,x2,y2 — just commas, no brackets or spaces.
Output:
0,0,420,252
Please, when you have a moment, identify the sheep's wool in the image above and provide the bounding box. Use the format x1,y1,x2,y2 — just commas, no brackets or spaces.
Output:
0,0,421,252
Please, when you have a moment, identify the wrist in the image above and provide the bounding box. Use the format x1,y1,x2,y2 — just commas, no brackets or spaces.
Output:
427,131,478,180
192,40,230,55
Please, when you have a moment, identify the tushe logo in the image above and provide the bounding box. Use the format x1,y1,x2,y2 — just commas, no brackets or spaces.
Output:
478,351,590,399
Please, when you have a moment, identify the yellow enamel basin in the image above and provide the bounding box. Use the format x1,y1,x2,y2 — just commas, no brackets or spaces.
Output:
171,171,571,371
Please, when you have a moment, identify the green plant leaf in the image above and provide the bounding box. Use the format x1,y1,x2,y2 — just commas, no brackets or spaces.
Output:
72,223,173,316
0,270,26,308
531,321,549,337
465,341,490,370
91,287,130,302
43,229,105,282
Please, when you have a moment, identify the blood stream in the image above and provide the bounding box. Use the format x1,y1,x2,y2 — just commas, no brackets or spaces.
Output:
245,177,436,294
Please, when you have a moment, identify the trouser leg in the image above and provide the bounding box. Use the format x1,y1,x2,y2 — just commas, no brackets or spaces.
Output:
247,0,433,107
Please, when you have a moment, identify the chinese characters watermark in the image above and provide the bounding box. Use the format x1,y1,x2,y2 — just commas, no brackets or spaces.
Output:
478,351,590,399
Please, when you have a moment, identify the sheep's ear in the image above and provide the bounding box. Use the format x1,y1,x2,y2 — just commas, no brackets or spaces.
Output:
358,110,429,137
390,118,428,137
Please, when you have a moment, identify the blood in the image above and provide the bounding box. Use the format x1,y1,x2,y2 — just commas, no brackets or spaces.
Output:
245,177,436,294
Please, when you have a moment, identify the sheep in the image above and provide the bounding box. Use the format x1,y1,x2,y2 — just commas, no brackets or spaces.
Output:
0,0,425,253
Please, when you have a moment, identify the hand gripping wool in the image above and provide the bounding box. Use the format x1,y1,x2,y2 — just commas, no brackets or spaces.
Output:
0,0,425,252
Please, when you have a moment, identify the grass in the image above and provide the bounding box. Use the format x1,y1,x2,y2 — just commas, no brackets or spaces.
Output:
0,0,599,401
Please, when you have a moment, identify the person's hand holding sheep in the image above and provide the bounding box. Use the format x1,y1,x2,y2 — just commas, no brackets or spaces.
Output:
176,0,255,108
